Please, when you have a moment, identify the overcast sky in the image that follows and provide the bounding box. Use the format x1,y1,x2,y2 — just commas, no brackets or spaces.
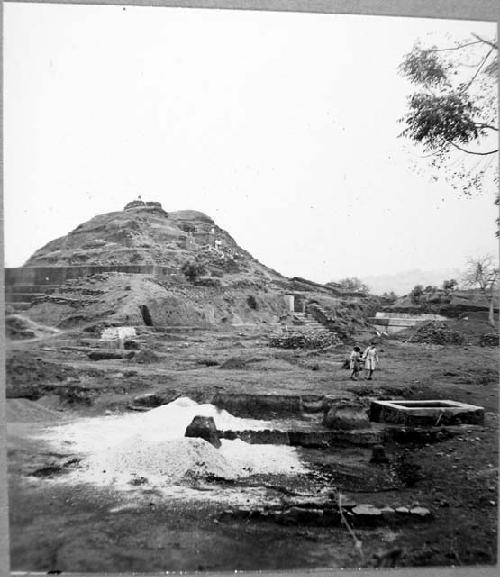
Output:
3,3,498,284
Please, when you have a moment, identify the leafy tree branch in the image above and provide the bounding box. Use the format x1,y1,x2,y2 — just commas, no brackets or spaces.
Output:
398,34,498,196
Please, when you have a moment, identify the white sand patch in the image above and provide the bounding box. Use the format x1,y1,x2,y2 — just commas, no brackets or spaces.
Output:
38,396,272,453
35,396,307,493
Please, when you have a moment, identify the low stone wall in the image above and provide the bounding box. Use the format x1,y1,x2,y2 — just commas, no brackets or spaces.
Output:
4,265,178,307
5,265,158,286
370,312,449,334
375,312,447,320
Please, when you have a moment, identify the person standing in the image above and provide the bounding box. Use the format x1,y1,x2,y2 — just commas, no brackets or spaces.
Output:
362,342,379,380
349,346,362,380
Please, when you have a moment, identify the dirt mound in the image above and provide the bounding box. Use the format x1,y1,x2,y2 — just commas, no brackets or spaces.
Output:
5,314,59,341
94,436,238,482
25,273,291,330
6,398,62,423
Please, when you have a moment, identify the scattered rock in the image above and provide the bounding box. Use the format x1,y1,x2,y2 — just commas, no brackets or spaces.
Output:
410,506,431,518
185,415,221,448
352,504,382,516
395,506,409,514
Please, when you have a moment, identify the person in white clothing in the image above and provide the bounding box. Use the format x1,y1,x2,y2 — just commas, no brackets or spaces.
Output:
362,342,379,380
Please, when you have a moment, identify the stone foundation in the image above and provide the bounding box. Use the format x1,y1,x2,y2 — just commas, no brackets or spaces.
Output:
369,399,484,426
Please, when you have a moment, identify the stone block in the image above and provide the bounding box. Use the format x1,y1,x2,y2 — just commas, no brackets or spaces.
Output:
185,415,221,448
370,399,484,426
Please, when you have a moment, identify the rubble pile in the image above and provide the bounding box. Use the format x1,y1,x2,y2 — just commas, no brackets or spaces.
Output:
407,321,465,345
479,333,499,347
268,330,342,350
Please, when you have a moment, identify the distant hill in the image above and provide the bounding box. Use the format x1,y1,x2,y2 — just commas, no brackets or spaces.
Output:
361,268,463,296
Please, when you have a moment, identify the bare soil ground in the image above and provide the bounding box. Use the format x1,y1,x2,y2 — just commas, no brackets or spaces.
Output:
6,325,498,572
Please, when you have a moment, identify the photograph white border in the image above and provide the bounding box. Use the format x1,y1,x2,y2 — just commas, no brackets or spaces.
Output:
1,1,498,576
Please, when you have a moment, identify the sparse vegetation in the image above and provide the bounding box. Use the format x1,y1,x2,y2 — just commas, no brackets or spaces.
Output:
328,277,370,295
410,285,424,304
399,34,498,196
181,261,206,283
247,295,258,310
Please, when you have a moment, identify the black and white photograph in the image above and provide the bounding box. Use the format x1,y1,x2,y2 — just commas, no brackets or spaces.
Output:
2,1,499,573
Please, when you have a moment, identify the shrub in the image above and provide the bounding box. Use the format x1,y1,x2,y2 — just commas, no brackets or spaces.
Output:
181,261,206,282
247,295,258,310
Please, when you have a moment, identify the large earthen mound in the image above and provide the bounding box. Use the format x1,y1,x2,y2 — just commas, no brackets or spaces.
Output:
24,203,281,287
11,201,375,334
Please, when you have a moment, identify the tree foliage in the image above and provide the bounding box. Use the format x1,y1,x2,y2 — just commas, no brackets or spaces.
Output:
330,277,370,295
442,278,458,291
399,34,498,196
181,261,206,283
462,255,498,292
462,255,499,326
410,284,424,304
381,290,398,303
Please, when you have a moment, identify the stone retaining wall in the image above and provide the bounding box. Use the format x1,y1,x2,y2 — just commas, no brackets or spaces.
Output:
4,265,178,306
370,312,449,334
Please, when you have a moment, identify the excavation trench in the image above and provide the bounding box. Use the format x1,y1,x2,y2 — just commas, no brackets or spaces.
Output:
128,393,474,448
10,392,489,573
32,394,482,496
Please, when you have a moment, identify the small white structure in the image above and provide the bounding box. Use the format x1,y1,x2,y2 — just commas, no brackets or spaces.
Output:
101,326,136,349
284,294,298,313
370,312,448,334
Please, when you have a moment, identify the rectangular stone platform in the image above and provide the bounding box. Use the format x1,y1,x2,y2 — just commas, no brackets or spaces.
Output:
369,399,484,426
